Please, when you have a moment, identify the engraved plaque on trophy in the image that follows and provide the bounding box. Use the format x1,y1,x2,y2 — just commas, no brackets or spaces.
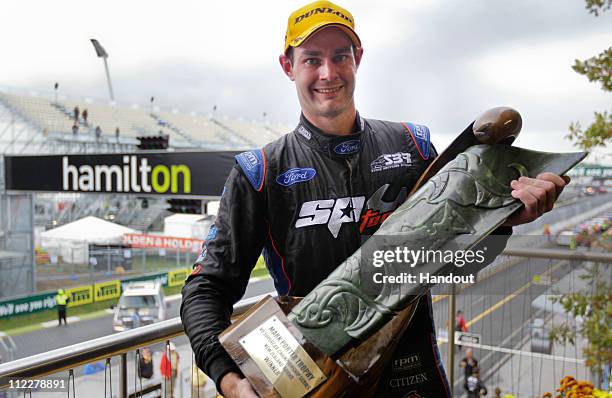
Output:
219,296,332,398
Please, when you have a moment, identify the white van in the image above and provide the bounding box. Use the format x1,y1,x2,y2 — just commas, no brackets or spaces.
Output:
113,282,166,332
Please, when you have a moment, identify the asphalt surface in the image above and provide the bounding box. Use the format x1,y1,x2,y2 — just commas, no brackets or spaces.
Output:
434,255,578,396
6,278,275,360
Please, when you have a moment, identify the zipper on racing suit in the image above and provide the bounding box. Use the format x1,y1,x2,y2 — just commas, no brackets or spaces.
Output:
344,157,362,243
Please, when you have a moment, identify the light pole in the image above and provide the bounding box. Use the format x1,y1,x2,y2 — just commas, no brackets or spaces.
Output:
90,39,115,101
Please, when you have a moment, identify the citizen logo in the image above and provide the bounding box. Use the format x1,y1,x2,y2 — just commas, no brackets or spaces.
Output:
295,196,365,238
388,372,428,389
370,152,412,173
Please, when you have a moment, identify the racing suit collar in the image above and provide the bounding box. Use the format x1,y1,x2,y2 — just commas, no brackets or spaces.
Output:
296,112,366,158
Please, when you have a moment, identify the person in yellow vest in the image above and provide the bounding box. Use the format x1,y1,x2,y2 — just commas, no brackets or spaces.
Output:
55,289,70,326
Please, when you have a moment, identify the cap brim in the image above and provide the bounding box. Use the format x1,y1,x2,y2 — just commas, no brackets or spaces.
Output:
286,23,361,53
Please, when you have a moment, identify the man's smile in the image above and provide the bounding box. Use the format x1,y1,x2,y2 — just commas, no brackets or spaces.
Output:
313,85,344,95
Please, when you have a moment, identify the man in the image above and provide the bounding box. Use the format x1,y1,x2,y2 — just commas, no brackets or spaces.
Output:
55,288,70,326
160,342,180,398
460,348,479,382
465,368,488,398
181,2,569,397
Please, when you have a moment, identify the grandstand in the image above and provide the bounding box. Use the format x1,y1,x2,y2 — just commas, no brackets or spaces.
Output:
0,86,291,231
0,86,290,155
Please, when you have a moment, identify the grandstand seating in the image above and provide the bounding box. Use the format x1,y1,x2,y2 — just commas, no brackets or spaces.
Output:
156,111,236,146
0,89,289,152
0,93,73,133
217,117,283,147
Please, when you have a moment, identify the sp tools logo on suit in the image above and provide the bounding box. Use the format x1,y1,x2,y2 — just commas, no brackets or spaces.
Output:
295,196,365,238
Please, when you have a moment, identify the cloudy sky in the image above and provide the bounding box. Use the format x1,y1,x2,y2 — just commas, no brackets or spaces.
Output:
1,0,610,155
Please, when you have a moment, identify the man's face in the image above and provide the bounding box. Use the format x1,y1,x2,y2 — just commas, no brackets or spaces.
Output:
280,27,363,120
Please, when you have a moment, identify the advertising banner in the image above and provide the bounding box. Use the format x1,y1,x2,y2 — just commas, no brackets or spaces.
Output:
66,285,93,308
168,268,191,287
124,233,203,252
94,280,121,302
120,272,169,290
0,292,56,318
0,270,180,319
4,151,240,197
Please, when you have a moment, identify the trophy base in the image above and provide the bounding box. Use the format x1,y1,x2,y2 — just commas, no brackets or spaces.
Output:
220,295,422,398
220,296,346,398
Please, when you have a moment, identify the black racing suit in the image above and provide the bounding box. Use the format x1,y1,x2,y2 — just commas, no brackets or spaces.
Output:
181,112,511,397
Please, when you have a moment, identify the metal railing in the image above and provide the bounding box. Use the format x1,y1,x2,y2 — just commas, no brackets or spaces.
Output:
0,249,610,397
0,292,271,395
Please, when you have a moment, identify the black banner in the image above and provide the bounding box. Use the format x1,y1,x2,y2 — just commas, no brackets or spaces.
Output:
4,151,241,198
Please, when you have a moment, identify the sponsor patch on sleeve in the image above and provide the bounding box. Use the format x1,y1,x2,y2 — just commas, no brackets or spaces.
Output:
235,149,266,191
402,122,431,160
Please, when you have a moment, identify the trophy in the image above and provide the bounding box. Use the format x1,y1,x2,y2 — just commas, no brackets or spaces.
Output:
219,107,586,397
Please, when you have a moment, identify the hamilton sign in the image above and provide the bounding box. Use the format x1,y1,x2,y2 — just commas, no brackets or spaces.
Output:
4,151,239,197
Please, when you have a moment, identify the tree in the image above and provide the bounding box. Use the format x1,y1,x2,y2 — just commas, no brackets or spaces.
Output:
548,263,612,389
565,1,612,150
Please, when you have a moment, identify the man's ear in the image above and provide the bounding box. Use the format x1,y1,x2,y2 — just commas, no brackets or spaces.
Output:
354,47,364,69
279,54,295,81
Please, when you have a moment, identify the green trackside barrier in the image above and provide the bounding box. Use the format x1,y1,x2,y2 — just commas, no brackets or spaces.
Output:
0,270,172,319
0,259,268,319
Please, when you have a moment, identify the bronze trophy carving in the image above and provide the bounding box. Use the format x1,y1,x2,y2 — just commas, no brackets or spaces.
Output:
219,107,587,398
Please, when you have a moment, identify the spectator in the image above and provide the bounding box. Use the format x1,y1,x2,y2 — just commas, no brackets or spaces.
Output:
465,368,487,397
131,309,141,329
456,309,468,350
138,347,154,379
115,127,120,139
160,342,180,398
460,348,479,382
82,109,88,126
73,106,80,123
95,126,102,138
72,124,78,135
55,289,70,326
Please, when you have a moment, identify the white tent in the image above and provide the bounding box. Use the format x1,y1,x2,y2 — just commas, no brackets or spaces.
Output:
41,216,137,264
164,214,214,239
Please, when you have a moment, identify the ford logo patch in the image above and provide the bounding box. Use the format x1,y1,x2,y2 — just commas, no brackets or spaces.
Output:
333,139,360,155
276,168,317,187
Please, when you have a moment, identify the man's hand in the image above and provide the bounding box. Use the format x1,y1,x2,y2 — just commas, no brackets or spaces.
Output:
503,173,570,226
220,372,258,398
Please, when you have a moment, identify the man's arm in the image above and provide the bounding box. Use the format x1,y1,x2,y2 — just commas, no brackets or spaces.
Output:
180,165,266,395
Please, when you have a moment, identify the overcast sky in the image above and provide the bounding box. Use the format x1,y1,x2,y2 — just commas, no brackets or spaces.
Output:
1,0,610,156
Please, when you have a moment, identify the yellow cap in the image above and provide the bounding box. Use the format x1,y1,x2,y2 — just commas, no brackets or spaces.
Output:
284,1,361,53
